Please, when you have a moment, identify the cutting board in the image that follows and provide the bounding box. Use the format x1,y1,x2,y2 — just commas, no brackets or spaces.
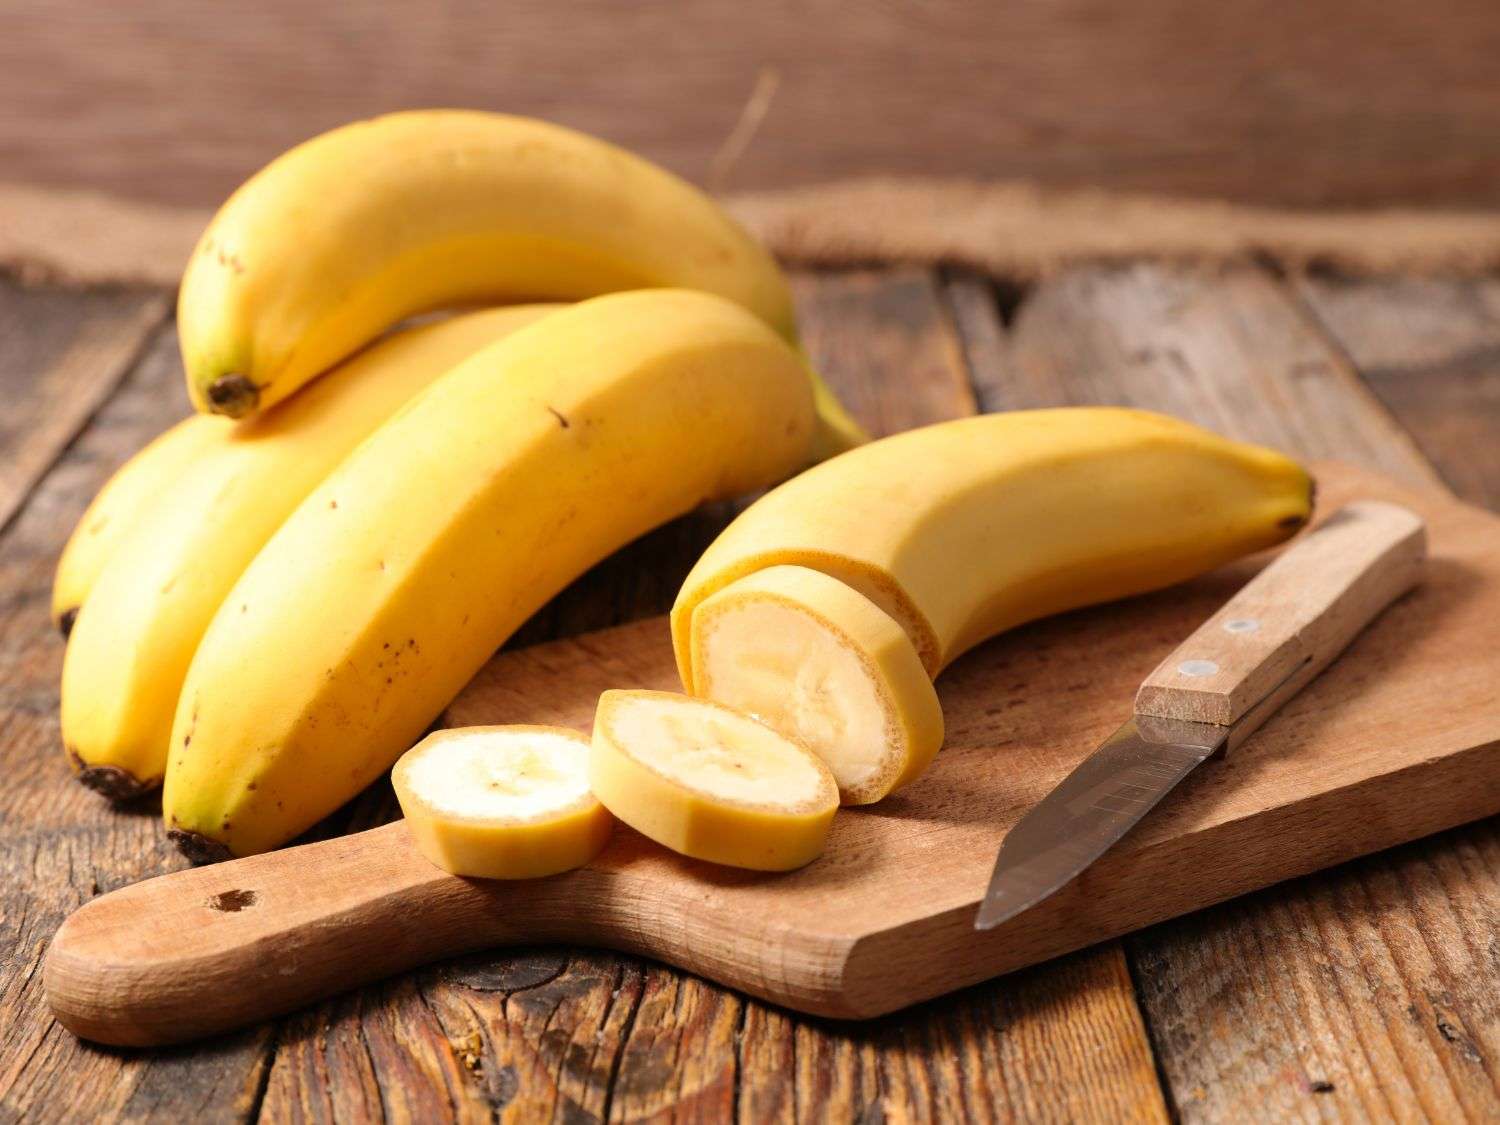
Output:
45,461,1500,1046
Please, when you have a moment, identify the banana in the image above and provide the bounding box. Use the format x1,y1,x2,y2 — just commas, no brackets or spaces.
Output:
177,109,864,457
61,305,559,801
690,565,943,804
163,289,816,860
393,726,612,879
590,689,839,871
53,417,231,636
672,409,1314,795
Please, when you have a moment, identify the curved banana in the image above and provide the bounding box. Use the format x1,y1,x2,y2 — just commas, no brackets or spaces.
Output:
672,408,1314,798
53,417,231,636
163,289,816,859
61,305,559,801
177,109,864,456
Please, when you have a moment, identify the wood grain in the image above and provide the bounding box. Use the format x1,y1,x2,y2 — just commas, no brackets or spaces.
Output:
1298,275,1500,511
9,1,1500,210
0,276,166,535
0,327,275,1122
1135,500,1426,729
988,262,1500,1122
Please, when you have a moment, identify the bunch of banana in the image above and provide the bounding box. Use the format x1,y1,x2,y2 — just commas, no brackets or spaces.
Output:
57,109,854,841
163,290,816,859
669,408,1314,806
62,306,558,799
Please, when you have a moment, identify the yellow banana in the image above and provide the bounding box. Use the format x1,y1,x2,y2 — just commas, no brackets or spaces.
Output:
177,109,864,456
673,408,1314,798
61,305,558,801
52,417,231,636
163,289,816,859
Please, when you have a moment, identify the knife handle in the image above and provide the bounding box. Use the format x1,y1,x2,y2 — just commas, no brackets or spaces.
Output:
1134,500,1426,748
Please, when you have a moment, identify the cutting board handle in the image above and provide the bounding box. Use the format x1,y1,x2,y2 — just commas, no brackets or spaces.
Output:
43,820,562,1047
1135,500,1427,745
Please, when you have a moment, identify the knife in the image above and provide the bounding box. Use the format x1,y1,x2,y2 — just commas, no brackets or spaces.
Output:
975,499,1427,931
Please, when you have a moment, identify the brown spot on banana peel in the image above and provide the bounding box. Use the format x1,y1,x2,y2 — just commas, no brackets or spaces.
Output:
205,373,260,417
56,606,78,639
68,748,155,802
168,828,235,865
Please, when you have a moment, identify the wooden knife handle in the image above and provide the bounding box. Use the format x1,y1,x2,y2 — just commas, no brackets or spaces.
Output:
43,821,574,1046
1134,500,1427,745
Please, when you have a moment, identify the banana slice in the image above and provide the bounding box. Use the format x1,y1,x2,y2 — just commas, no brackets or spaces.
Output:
689,566,944,805
590,689,839,871
393,726,612,879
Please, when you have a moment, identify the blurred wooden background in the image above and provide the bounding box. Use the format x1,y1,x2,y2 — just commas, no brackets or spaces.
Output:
5,0,1500,210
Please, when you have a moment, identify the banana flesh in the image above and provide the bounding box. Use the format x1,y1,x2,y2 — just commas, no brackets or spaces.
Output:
52,416,232,636
589,689,839,871
163,289,816,859
690,565,942,804
61,306,558,800
176,109,865,457
393,726,612,879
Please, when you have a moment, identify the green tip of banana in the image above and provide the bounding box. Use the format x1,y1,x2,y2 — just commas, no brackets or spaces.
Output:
808,376,871,461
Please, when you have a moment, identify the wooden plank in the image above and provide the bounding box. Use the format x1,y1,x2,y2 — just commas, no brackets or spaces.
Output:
0,322,275,1122
9,1,1500,210
0,276,166,534
990,262,1500,1122
254,269,1166,1122
1298,275,1500,511
992,263,1441,487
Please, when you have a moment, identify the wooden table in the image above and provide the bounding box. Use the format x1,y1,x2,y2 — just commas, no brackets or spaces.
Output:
2,262,1498,1122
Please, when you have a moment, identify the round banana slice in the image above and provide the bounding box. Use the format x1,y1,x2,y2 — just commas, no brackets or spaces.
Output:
590,689,838,871
393,726,612,879
688,565,944,805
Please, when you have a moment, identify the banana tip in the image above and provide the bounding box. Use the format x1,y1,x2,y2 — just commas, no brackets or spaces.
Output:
56,606,78,639
167,828,236,866
69,751,153,803
205,373,259,417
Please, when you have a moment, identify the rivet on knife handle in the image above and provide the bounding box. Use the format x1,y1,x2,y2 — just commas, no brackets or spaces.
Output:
1134,500,1428,749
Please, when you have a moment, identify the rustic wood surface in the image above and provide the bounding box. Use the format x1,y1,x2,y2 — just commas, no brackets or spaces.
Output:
7,1,1500,210
1,263,1498,1121
45,462,1491,1047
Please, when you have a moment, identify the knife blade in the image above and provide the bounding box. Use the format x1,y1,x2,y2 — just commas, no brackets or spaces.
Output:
975,499,1428,932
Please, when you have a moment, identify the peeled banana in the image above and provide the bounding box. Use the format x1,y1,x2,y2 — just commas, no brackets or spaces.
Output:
393,726,612,879
52,416,231,636
690,565,943,804
163,289,817,860
177,109,865,456
590,689,839,871
61,305,558,800
673,408,1314,797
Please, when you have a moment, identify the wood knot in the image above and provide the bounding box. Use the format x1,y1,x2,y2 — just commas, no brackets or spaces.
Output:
207,889,258,912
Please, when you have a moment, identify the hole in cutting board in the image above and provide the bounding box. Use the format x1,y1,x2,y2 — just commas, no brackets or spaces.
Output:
207,889,258,912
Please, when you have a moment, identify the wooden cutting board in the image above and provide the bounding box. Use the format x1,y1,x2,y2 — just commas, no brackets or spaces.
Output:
44,461,1500,1045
